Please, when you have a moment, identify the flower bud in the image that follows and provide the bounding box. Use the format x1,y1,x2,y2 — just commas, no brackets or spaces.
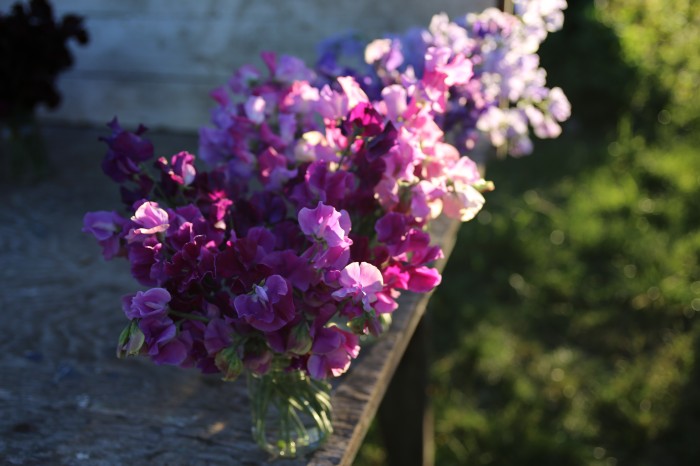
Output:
215,346,243,382
287,322,312,355
116,321,145,358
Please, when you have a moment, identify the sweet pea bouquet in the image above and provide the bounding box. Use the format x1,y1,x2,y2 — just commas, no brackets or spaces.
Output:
84,1,569,385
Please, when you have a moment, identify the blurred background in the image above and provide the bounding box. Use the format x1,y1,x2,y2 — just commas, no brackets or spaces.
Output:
2,0,699,465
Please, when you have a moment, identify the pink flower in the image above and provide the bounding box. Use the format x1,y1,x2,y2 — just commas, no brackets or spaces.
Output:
337,76,369,109
244,95,266,124
316,84,348,121
331,262,384,311
381,85,408,122
442,184,485,222
127,201,170,241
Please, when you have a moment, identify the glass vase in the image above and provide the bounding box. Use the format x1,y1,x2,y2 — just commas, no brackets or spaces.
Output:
247,369,333,458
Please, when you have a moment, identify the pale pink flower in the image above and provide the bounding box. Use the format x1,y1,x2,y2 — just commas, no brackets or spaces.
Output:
332,262,384,311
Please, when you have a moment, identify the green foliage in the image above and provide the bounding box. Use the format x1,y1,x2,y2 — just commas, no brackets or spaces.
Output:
596,0,700,137
538,0,638,136
423,131,700,465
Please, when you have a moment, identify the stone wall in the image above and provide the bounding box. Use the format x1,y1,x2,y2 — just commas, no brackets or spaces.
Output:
2,0,493,131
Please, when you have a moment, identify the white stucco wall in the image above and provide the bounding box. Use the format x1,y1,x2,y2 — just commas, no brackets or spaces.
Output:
2,0,494,131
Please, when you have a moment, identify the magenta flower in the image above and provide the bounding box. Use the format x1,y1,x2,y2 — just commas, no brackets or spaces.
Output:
345,102,383,137
233,275,295,332
406,265,442,293
122,287,171,320
331,262,384,311
307,326,360,379
167,151,197,186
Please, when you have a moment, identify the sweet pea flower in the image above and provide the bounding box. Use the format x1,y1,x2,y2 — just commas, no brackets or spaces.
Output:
233,275,295,332
100,118,154,183
127,201,170,241
380,85,408,122
316,84,349,121
331,262,384,311
122,287,171,320
406,265,442,293
168,151,197,186
364,38,404,73
294,131,337,162
138,315,188,366
82,210,127,259
442,184,485,222
410,180,444,221
337,76,369,109
204,318,234,355
307,326,360,379
298,202,352,248
244,96,266,124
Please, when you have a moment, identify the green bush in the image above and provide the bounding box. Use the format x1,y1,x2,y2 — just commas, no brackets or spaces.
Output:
428,132,700,465
596,0,700,137
538,0,638,137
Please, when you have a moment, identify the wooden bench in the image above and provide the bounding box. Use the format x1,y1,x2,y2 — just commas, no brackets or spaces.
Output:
0,125,460,466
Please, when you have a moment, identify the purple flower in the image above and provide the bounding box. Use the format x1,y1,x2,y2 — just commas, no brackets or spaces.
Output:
204,318,233,355
122,287,171,319
100,118,154,183
307,326,360,379
127,236,164,286
298,202,352,248
375,212,409,245
331,262,384,311
233,275,295,332
151,337,190,366
138,315,191,366
82,210,127,259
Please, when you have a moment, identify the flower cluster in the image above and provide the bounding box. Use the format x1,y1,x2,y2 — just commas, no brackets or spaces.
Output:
84,47,492,381
316,0,571,156
84,3,569,383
